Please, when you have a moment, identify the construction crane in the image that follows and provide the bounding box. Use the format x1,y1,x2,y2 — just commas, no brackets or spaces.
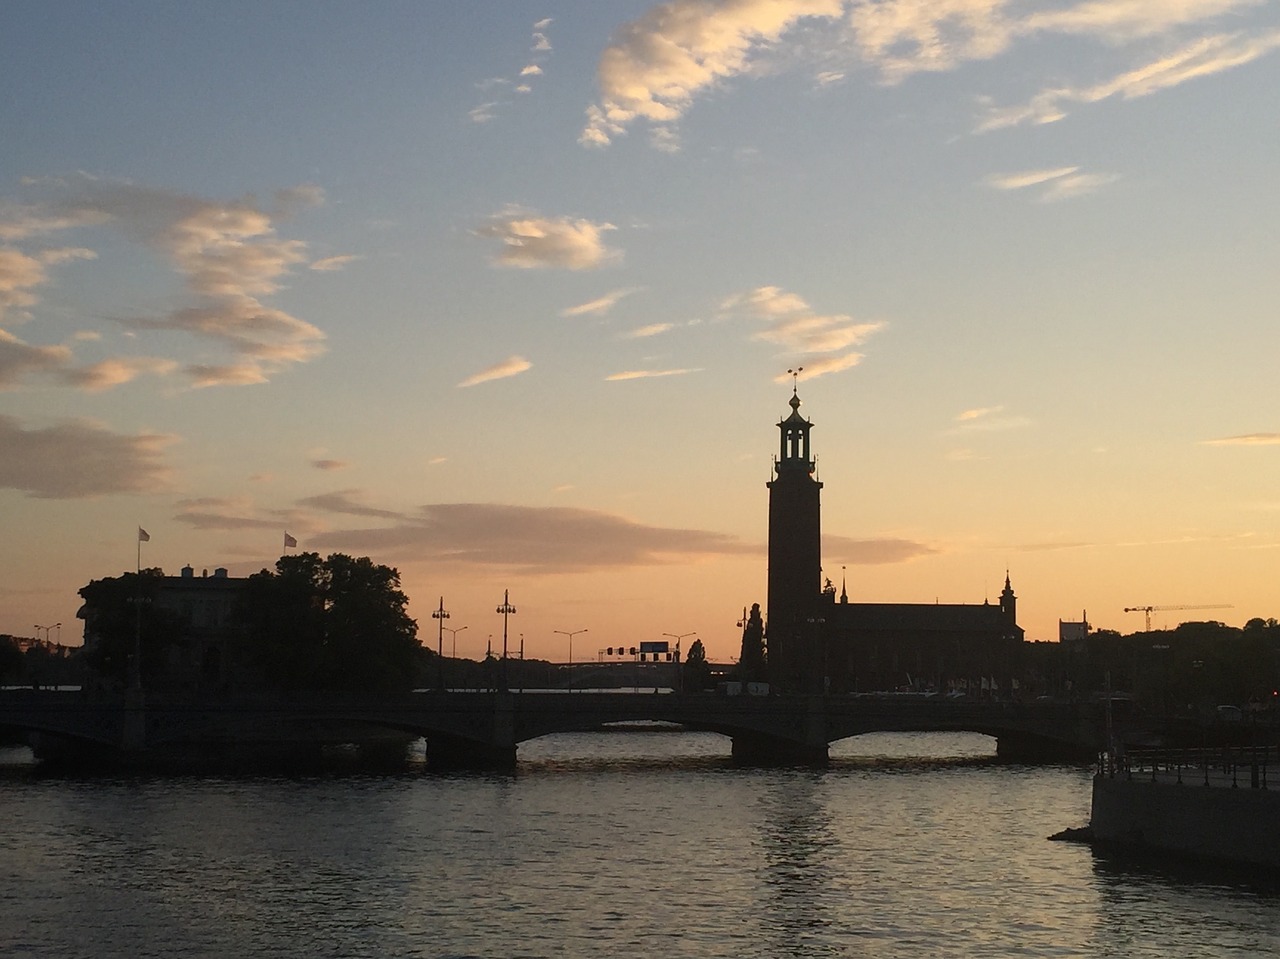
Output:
1123,604,1233,632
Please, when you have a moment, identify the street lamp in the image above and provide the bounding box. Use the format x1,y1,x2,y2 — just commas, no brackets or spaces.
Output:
443,624,468,660
554,628,588,692
432,597,449,691
664,632,695,693
496,589,516,691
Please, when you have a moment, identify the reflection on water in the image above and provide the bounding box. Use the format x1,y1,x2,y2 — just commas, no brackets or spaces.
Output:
2,732,1277,958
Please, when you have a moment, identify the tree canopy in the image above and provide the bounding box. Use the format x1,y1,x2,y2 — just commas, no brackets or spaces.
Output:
683,637,712,691
235,552,421,694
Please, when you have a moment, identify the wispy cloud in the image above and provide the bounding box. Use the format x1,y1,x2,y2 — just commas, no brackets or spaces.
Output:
949,405,1032,432
0,329,72,389
0,414,173,498
0,245,96,326
471,19,555,121
605,367,699,381
561,287,640,317
61,356,178,392
986,166,1118,200
310,502,757,573
977,29,1280,131
956,405,1004,422
722,285,884,380
621,322,674,339
581,0,843,149
1203,433,1280,446
823,534,938,565
458,355,532,387
297,489,406,520
310,254,362,272
477,211,619,270
2,176,326,389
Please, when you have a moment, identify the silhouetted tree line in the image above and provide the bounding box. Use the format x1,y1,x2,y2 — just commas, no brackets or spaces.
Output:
0,635,84,688
1021,618,1280,713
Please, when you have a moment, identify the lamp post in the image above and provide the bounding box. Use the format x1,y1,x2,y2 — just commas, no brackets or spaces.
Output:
443,625,468,660
664,632,695,693
496,589,516,691
554,628,588,692
431,597,449,691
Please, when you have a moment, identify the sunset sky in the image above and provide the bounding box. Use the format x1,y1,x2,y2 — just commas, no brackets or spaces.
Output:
3,1,1278,661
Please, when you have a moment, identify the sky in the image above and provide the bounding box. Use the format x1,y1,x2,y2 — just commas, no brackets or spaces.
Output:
3,0,1278,661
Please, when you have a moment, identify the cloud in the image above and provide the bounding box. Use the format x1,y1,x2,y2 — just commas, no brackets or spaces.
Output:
0,329,72,389
849,0,1016,83
604,367,699,381
770,353,865,381
723,285,885,378
581,0,844,148
0,414,174,498
310,254,362,272
1203,433,1280,446
823,534,939,565
458,355,532,387
1024,1,1269,42
4,177,326,387
297,489,407,520
0,246,96,326
949,408,1032,432
622,322,675,339
61,355,179,392
477,212,619,270
986,166,1119,200
561,287,640,317
977,29,1280,131
986,168,1080,190
309,502,758,573
956,405,1004,421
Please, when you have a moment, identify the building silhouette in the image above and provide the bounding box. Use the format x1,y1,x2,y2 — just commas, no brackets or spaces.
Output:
763,386,1024,694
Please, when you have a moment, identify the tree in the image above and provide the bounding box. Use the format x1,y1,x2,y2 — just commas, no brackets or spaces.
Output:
737,603,766,683
235,552,420,694
0,636,24,684
683,638,712,691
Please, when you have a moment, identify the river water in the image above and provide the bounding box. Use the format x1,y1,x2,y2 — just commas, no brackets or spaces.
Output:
2,731,1277,958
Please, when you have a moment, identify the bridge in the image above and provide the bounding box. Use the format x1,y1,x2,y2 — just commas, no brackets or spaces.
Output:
0,689,1123,769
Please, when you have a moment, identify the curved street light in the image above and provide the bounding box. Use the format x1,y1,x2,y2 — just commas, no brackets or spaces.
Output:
554,628,588,692
664,631,696,693
443,624,468,659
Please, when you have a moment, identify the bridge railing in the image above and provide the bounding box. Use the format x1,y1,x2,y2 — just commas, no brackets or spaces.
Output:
1100,745,1273,789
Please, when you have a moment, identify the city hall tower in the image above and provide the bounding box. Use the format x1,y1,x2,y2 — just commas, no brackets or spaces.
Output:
766,385,823,689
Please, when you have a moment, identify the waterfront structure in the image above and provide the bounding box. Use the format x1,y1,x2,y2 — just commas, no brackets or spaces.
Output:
78,565,247,692
763,387,1024,693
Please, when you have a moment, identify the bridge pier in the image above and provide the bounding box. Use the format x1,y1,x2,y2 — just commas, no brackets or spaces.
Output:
426,734,517,770
731,733,829,766
995,732,1095,764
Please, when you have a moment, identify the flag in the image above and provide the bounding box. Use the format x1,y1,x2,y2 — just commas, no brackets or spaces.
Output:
138,527,150,543
284,532,297,549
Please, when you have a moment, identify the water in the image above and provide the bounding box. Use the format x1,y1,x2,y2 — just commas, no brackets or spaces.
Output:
2,732,1277,958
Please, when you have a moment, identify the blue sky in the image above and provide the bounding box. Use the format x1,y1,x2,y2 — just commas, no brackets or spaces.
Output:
3,1,1279,657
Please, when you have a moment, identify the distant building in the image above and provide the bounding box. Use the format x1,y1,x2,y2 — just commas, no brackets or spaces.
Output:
763,386,1024,694
79,565,248,692
1059,612,1090,643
